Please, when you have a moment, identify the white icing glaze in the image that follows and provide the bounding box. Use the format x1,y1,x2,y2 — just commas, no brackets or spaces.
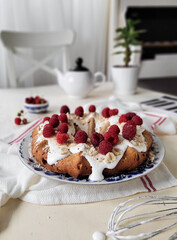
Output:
70,143,88,154
92,231,106,240
34,112,148,181
47,137,70,165
108,115,119,125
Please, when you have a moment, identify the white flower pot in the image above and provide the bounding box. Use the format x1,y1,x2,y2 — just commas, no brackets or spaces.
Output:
111,66,139,95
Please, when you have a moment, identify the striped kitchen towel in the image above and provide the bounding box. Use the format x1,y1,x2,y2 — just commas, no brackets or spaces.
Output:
0,112,177,207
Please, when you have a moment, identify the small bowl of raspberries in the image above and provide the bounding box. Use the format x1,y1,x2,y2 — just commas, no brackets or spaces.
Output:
24,96,49,113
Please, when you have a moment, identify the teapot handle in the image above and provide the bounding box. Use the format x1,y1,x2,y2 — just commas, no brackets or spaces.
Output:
94,72,106,88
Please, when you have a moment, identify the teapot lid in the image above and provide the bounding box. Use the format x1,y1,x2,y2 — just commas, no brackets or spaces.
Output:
70,57,89,71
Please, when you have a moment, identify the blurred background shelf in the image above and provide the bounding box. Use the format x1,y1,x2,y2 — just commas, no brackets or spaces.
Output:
138,77,177,96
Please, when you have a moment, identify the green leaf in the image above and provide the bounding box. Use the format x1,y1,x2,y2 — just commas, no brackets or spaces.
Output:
113,42,127,48
114,34,126,41
115,28,124,33
113,51,125,55
127,19,140,27
131,40,141,45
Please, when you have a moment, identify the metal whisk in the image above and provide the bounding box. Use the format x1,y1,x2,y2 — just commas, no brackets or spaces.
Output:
107,195,177,240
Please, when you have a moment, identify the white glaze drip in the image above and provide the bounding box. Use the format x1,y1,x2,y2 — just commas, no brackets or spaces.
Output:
47,137,70,165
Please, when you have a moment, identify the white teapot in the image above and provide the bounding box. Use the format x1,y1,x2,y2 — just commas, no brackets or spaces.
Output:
54,58,105,98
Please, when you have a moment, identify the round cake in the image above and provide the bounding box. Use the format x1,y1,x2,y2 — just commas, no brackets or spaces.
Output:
31,105,153,181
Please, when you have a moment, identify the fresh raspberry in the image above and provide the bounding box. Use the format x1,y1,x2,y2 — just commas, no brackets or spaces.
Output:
58,113,68,123
104,132,119,145
125,112,136,120
108,125,120,135
49,115,59,127
119,114,128,123
74,130,88,144
43,116,50,123
58,123,68,133
56,132,69,144
60,105,70,114
75,106,84,117
91,132,104,147
25,97,30,104
29,97,34,104
109,108,119,116
35,96,41,104
132,115,143,126
122,120,136,140
99,140,113,155
43,124,55,138
102,107,110,118
14,117,21,125
89,105,96,112
51,114,58,118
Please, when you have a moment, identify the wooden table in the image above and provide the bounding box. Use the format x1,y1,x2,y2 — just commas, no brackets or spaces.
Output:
0,83,177,240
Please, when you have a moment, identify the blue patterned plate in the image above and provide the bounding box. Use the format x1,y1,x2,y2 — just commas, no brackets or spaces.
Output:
18,133,165,185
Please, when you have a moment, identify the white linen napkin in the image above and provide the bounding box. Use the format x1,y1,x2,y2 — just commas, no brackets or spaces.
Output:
0,101,177,207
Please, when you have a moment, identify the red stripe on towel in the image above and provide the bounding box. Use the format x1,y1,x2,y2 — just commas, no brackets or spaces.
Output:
144,113,162,118
158,117,167,126
8,119,42,145
145,175,156,191
140,177,151,192
151,118,162,130
143,113,162,130
15,121,42,144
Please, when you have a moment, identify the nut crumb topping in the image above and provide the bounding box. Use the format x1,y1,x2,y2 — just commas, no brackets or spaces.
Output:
88,147,98,156
131,134,144,146
112,147,123,156
60,147,69,155
105,152,116,163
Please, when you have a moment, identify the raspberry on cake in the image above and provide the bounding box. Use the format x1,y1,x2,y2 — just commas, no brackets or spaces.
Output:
119,114,128,123
132,115,143,125
43,116,50,123
89,105,96,112
104,132,119,145
58,113,68,123
102,107,110,118
75,130,88,143
58,123,68,133
122,120,136,140
49,115,59,128
43,124,55,138
125,112,136,120
91,132,104,147
99,140,113,155
109,108,118,116
32,106,153,181
75,106,84,117
56,132,69,144
108,125,120,135
60,105,70,114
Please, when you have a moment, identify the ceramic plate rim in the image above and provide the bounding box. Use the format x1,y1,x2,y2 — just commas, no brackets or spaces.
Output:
18,132,165,185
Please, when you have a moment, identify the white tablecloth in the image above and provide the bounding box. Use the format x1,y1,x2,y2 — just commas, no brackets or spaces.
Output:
0,83,177,240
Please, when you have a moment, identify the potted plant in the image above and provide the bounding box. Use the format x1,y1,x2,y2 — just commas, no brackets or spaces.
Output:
112,19,145,95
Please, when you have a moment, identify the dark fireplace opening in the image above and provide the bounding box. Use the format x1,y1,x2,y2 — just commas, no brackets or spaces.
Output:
126,7,177,60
